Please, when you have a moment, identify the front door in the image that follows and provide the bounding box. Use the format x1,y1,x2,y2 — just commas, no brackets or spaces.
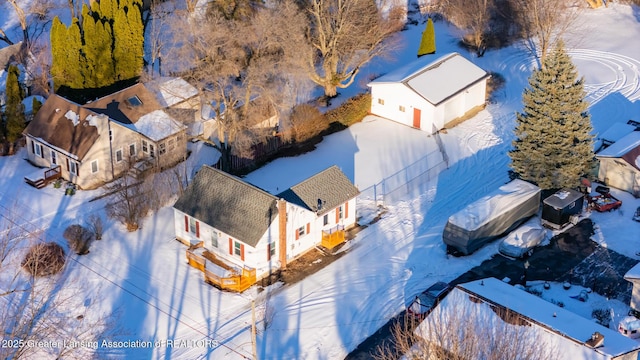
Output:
413,108,421,128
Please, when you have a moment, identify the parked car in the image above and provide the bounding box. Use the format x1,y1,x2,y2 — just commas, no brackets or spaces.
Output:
407,281,451,318
498,219,548,258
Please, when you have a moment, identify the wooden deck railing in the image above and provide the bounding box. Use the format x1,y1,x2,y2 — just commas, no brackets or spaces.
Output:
186,248,256,292
25,165,62,189
321,225,345,250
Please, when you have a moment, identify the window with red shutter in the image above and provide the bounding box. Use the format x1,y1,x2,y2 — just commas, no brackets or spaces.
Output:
184,215,189,232
335,208,339,223
229,238,233,255
267,243,271,261
306,223,310,234
66,158,70,171
345,202,349,218
195,221,200,238
240,244,245,261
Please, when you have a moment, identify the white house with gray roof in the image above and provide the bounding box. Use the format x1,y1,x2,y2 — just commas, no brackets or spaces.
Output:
173,165,359,289
368,52,489,133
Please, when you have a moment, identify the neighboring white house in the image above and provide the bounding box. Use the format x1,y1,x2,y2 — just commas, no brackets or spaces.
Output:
596,131,640,197
368,52,489,133
624,263,640,315
173,165,359,291
413,278,640,360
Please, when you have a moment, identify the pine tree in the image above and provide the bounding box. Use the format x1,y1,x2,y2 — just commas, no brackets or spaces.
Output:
509,41,595,190
417,18,436,57
4,65,26,155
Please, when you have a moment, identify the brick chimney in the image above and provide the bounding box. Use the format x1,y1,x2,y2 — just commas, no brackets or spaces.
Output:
278,199,287,269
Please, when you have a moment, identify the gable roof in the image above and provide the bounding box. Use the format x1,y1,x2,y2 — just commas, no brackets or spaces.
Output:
277,165,359,216
368,52,489,106
173,166,278,247
417,278,640,359
145,77,199,108
597,131,640,171
23,94,101,160
84,83,162,125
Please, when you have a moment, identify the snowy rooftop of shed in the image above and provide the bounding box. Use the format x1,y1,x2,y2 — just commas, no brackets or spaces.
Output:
448,179,540,231
368,52,488,105
543,188,584,209
421,278,640,359
130,110,186,142
146,77,199,108
597,131,640,157
598,122,637,143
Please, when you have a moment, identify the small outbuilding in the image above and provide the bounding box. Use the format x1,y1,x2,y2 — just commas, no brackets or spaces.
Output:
541,189,585,230
596,131,640,197
367,52,489,133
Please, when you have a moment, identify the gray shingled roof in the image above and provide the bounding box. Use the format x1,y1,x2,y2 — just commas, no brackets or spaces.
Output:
278,165,359,216
173,165,278,247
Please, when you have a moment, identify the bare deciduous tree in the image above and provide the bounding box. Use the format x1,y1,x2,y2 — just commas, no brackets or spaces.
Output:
1,0,56,46
512,0,578,68
440,0,495,56
375,297,558,360
303,0,403,97
86,214,104,241
169,1,309,171
105,160,157,232
0,209,114,359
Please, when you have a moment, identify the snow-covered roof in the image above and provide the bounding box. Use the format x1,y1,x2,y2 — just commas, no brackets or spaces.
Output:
145,77,199,108
448,179,540,231
543,188,584,209
416,278,640,360
598,122,637,143
624,262,640,280
597,131,640,158
131,110,186,142
368,52,489,105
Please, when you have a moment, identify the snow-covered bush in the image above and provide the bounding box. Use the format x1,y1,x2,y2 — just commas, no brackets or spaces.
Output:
63,224,93,255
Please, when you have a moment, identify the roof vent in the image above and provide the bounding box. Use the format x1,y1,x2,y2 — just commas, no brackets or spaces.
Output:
585,332,604,348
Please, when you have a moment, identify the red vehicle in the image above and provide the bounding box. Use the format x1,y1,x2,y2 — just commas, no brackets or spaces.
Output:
588,193,622,212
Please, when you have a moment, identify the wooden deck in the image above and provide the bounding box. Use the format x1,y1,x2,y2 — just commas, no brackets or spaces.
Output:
186,245,256,292
321,225,345,250
24,165,61,189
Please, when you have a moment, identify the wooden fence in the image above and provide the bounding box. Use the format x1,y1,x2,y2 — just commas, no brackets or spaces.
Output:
214,136,287,175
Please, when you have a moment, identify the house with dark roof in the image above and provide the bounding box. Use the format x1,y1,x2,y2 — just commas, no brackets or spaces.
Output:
596,131,640,197
367,52,489,133
23,83,187,189
173,165,359,291
412,278,640,360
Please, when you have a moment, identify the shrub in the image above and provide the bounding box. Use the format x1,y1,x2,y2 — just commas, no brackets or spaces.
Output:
63,224,93,255
324,93,371,126
21,242,66,277
592,308,610,327
87,214,103,240
289,104,329,143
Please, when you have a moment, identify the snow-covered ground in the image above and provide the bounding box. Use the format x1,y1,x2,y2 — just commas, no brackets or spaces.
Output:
1,2,640,359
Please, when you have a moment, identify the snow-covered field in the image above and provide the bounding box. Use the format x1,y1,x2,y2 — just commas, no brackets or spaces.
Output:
1,2,640,359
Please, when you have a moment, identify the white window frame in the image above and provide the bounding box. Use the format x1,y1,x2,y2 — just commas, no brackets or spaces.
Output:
91,160,99,174
129,143,136,157
189,217,197,235
34,142,43,157
115,148,123,163
51,150,57,165
338,206,344,220
69,161,78,176
142,140,148,153
234,241,242,257
149,144,155,158
159,142,166,155
269,241,276,258
297,226,306,237
323,214,329,226
378,98,384,105
399,105,406,112
211,231,218,248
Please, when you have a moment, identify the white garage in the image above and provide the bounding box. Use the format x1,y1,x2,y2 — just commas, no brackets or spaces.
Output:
368,52,489,133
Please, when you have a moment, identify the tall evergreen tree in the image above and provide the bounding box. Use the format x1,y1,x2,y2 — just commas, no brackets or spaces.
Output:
417,18,436,57
112,0,144,81
82,5,115,88
4,65,26,155
509,41,595,190
51,16,84,89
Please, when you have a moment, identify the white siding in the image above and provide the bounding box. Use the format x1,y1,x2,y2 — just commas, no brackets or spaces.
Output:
598,158,640,196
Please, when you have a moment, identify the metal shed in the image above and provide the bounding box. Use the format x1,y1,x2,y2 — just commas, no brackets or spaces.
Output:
541,189,584,229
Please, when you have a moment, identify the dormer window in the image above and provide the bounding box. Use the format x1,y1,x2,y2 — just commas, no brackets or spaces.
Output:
126,96,142,107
